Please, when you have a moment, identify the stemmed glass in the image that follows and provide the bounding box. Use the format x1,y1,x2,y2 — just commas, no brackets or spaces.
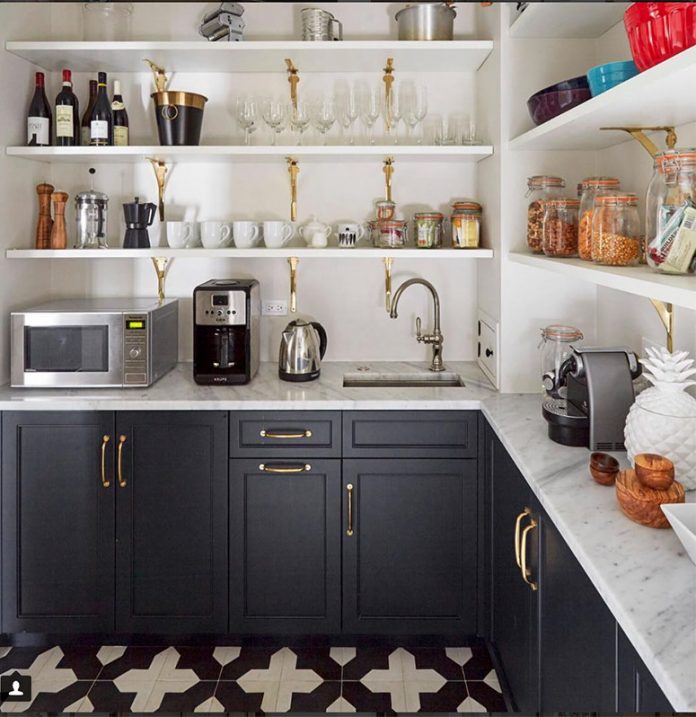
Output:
401,81,428,144
235,95,258,146
261,98,287,146
381,82,402,145
310,96,336,146
288,101,311,145
334,80,358,145
355,81,380,146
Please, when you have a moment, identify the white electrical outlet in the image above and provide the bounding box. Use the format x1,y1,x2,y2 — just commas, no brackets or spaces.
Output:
262,300,288,316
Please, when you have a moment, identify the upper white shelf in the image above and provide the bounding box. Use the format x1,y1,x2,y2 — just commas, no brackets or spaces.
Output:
509,2,628,39
6,144,494,164
510,252,696,311
5,40,494,74
509,46,696,151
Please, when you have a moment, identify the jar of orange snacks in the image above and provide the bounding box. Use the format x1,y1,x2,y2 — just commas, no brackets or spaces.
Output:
578,177,621,260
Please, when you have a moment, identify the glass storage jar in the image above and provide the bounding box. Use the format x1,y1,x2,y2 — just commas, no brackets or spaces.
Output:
578,177,621,260
451,201,481,248
542,199,579,257
83,2,133,41
592,193,641,266
414,212,444,248
369,219,408,248
540,325,583,397
646,149,696,274
526,175,565,253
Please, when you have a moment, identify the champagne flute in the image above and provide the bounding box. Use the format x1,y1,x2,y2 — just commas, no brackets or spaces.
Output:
381,82,402,145
310,96,336,146
261,98,287,146
355,80,380,145
334,79,358,145
235,95,258,146
289,101,311,145
401,81,428,145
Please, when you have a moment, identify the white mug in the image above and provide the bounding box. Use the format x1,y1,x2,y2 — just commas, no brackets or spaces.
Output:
166,221,200,249
337,222,365,248
263,221,295,248
201,221,232,249
233,221,261,248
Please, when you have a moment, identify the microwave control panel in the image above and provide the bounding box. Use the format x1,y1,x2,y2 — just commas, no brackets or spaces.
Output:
124,314,148,385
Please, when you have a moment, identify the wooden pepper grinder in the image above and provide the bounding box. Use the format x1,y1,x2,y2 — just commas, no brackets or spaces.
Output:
35,183,54,249
49,192,69,249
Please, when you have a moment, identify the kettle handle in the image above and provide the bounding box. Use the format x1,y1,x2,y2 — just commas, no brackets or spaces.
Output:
311,322,328,360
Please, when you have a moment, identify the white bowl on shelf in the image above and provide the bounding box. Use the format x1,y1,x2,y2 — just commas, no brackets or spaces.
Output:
661,504,696,566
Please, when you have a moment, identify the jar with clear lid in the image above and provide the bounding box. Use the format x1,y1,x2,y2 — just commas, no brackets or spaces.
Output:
578,176,621,260
540,325,583,396
526,175,565,253
646,149,696,274
542,199,579,257
592,193,641,266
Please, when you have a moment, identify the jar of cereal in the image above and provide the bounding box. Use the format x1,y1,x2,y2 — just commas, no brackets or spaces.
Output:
592,194,641,266
578,177,621,260
526,175,565,253
451,201,481,248
542,199,579,257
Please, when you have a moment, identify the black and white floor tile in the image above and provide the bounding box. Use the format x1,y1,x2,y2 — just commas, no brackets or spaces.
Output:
0,640,506,713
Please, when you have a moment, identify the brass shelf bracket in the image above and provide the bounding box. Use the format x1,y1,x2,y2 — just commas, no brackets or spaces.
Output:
147,158,168,222
285,59,300,111
151,257,170,302
144,58,167,92
384,256,393,313
649,298,674,352
288,256,299,313
383,157,395,202
286,156,300,222
383,57,395,130
600,126,677,158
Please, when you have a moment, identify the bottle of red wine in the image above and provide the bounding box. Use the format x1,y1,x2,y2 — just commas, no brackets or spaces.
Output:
111,80,129,147
89,72,113,146
81,80,97,146
27,72,52,146
55,69,80,146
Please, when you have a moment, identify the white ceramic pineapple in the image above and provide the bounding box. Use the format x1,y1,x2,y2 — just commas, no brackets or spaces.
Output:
625,347,696,491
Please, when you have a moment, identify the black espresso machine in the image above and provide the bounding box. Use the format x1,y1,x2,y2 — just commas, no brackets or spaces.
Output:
193,279,260,385
542,346,642,450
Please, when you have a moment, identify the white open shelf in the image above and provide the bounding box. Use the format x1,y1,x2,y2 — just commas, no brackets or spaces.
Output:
5,40,494,74
509,2,628,39
6,144,494,164
509,46,696,151
7,247,494,260
510,252,696,311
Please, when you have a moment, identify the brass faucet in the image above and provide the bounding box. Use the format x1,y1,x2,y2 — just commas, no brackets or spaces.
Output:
389,278,444,372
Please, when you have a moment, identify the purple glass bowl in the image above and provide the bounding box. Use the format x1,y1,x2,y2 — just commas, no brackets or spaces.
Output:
535,75,590,96
527,87,592,126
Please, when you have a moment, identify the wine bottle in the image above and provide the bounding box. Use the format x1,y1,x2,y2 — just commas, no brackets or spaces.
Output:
55,69,80,146
26,72,52,146
89,71,113,146
111,80,129,147
81,80,97,146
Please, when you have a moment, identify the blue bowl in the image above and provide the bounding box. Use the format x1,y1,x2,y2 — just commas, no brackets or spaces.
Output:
586,61,639,96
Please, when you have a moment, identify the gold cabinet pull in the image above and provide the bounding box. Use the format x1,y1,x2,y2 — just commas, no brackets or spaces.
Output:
117,434,127,488
346,483,354,537
100,435,111,488
514,507,532,568
258,463,311,473
520,518,538,591
259,429,312,439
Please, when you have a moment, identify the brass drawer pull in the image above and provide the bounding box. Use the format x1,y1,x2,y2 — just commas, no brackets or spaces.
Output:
117,434,127,488
346,483,354,536
520,518,538,591
100,435,111,488
514,507,532,568
258,463,311,473
259,429,313,439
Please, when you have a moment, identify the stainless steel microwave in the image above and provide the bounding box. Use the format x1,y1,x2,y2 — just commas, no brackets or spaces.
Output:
11,298,178,388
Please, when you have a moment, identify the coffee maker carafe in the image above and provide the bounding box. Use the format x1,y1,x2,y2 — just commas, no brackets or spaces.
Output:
193,279,260,385
123,197,157,249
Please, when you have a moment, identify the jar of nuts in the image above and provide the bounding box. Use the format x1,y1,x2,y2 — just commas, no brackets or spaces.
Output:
592,194,641,266
578,177,621,261
526,175,565,253
542,199,579,257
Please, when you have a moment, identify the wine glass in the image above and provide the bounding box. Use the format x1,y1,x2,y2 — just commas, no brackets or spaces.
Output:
288,101,311,145
235,95,258,146
334,79,358,145
310,95,336,146
261,98,287,146
355,81,380,145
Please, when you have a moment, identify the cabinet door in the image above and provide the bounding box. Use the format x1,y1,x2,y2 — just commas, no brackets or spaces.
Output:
343,458,477,634
1,411,115,633
115,411,228,633
229,459,341,633
489,431,540,713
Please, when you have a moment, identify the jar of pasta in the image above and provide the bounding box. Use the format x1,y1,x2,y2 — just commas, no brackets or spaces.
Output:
578,177,621,260
542,199,579,257
592,194,641,266
526,175,565,253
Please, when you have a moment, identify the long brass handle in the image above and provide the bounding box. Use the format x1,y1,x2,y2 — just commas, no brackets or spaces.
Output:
346,483,354,537
520,518,538,591
259,429,313,439
514,507,532,568
258,463,311,473
100,435,111,488
117,434,127,488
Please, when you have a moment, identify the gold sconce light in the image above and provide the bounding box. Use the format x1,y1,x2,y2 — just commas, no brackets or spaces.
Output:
288,256,299,313
384,256,393,313
285,59,300,111
286,157,300,222
383,57,395,130
383,157,395,202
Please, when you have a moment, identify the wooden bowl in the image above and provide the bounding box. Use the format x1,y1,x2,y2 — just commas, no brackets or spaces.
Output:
589,452,619,486
634,453,675,490
616,469,685,529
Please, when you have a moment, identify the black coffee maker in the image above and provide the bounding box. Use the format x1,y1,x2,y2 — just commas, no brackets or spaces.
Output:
123,197,157,248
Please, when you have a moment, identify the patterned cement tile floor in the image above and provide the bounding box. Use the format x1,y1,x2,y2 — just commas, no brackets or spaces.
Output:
0,642,507,714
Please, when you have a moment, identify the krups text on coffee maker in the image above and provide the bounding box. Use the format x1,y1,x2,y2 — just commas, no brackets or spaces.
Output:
123,197,157,249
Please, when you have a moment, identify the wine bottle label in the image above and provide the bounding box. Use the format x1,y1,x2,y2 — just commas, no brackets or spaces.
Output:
27,116,49,145
90,119,109,140
81,126,91,146
56,105,74,137
114,125,129,146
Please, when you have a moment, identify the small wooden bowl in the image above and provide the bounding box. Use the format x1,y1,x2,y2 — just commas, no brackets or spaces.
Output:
589,452,620,486
634,453,675,490
616,469,685,529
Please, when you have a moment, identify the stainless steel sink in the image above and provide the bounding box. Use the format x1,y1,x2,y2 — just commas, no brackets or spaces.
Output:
343,372,465,388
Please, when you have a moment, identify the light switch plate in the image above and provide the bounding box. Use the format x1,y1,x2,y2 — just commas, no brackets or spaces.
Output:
477,309,500,389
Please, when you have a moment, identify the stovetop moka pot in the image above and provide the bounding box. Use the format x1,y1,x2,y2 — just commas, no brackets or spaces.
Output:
122,197,157,248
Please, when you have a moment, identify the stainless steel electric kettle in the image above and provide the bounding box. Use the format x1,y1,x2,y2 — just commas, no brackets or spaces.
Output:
278,319,327,382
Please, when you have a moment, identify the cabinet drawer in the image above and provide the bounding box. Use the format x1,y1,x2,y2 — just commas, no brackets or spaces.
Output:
343,411,477,458
230,411,341,457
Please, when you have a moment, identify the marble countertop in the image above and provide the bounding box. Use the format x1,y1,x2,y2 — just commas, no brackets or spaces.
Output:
0,361,694,711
